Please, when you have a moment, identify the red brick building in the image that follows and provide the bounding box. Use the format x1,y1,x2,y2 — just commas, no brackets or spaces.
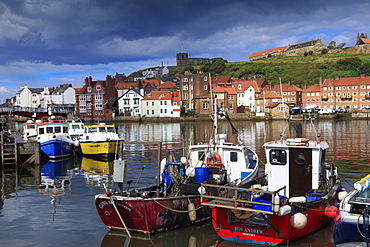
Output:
75,75,117,119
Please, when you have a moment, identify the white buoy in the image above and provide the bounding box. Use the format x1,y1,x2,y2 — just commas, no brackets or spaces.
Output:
278,205,292,216
290,212,307,229
188,203,197,221
337,188,348,202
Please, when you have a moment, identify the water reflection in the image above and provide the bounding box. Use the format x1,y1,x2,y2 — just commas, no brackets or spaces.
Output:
38,157,74,219
1,119,370,246
100,221,220,247
79,156,114,186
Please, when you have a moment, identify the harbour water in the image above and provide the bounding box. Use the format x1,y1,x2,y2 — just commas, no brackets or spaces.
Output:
1,119,370,246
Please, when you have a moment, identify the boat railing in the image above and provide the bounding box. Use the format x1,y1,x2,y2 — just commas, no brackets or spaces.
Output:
200,183,286,215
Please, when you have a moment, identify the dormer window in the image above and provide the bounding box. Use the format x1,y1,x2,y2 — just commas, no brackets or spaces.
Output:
96,85,101,91
160,94,165,97
238,84,242,89
87,86,92,92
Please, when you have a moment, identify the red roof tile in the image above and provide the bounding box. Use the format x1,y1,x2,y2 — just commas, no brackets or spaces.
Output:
250,46,287,58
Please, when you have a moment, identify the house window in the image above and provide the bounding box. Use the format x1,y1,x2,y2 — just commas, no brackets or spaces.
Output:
182,78,188,82
229,102,233,109
160,109,163,113
152,102,154,106
204,85,208,90
87,86,92,92
96,85,101,91
238,84,242,89
203,102,209,110
278,106,286,111
152,110,154,114
183,85,188,90
146,102,149,106
204,76,208,81
183,93,188,100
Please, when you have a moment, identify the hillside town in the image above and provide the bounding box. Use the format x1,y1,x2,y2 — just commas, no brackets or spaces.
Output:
3,32,370,120
2,67,370,120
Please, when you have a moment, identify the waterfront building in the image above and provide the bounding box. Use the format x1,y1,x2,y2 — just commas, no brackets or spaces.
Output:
75,75,117,119
141,91,180,117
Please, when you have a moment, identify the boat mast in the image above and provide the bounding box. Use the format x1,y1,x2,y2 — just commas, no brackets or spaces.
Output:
209,73,217,140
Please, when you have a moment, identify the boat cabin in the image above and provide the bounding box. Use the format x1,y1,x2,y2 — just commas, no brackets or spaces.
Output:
264,138,329,198
185,134,258,184
83,123,119,141
37,122,70,136
68,121,84,140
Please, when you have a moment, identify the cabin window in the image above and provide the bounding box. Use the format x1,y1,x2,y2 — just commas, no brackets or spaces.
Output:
98,127,106,132
107,127,115,133
55,127,61,133
88,127,97,133
46,127,53,133
63,127,68,133
270,150,286,165
230,152,238,162
198,151,205,161
39,128,45,135
295,153,306,165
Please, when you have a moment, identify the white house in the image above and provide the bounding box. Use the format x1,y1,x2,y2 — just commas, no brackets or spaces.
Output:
40,86,76,108
142,66,169,78
141,91,180,117
15,85,49,108
234,79,260,112
117,88,144,116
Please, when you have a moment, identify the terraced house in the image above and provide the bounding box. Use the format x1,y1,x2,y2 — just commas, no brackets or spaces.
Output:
303,75,370,110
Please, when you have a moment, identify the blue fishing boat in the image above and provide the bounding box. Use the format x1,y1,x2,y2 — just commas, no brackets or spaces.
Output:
36,121,74,158
334,174,370,246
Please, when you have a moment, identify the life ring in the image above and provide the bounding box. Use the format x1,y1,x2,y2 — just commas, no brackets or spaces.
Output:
205,152,222,167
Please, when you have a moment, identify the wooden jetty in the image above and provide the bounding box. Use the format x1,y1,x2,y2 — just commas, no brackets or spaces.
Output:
1,131,41,198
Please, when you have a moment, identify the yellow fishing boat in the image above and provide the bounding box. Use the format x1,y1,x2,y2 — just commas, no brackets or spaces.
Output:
75,123,120,156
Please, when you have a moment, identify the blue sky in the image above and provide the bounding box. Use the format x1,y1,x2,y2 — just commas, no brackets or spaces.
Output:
1,0,370,102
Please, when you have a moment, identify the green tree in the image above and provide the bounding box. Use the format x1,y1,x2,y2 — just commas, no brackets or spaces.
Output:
336,57,362,71
308,51,314,55
321,48,328,54
359,63,370,76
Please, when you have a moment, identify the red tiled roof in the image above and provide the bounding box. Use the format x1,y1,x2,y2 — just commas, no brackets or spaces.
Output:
212,86,236,94
234,79,259,93
266,102,279,108
159,81,176,89
323,75,370,87
360,38,370,44
250,46,287,58
142,91,172,100
303,84,321,93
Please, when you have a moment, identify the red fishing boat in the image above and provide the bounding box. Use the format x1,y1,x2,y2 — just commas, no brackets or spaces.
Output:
95,99,259,234
201,136,341,246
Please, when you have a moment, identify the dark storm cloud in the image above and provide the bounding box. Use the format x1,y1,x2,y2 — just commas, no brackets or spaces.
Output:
0,0,358,66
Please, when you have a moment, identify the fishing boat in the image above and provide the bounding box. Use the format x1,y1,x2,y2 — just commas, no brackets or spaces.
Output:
75,123,120,156
95,99,259,235
68,120,84,140
200,136,341,246
36,121,74,158
23,119,40,139
333,174,370,246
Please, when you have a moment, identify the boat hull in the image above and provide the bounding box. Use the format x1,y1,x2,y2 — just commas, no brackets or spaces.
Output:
333,218,369,245
95,194,211,234
40,139,73,159
212,204,332,246
78,141,118,156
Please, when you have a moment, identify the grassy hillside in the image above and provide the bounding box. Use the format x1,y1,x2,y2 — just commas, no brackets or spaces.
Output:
169,53,370,88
